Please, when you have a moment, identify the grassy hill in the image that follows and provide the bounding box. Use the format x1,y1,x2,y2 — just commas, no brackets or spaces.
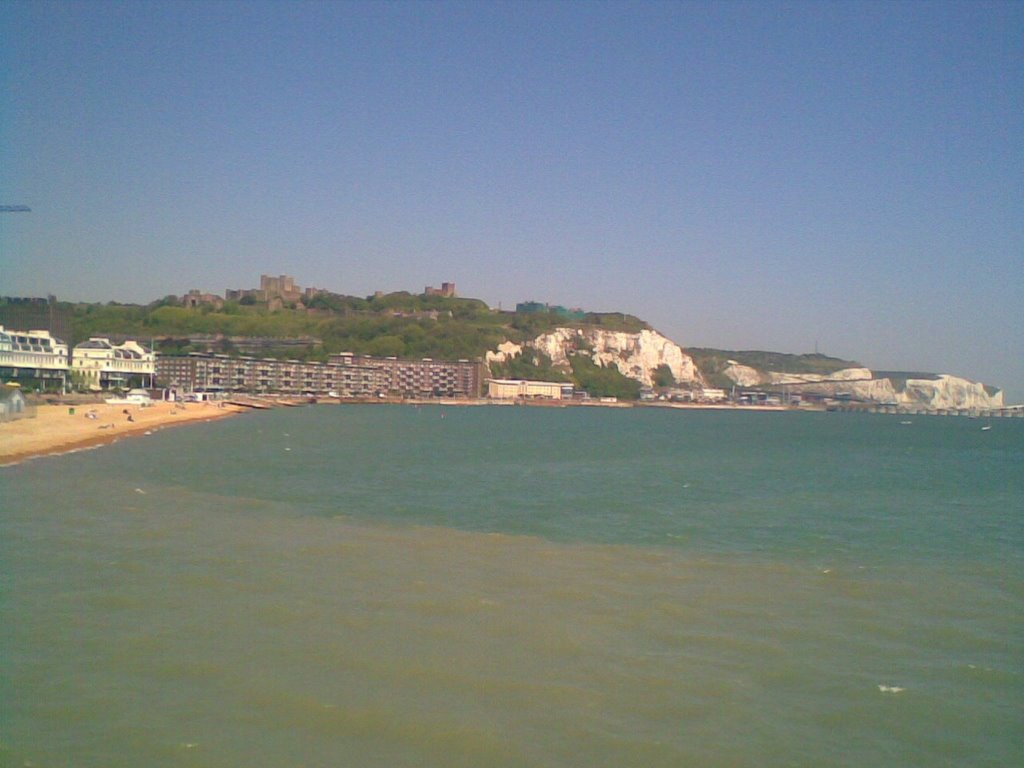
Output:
687,348,863,389
66,294,647,359
65,294,909,400
65,293,651,359
62,293,649,398
68,295,495,360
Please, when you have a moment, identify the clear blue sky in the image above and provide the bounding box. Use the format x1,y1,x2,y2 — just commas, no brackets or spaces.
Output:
2,1,1022,400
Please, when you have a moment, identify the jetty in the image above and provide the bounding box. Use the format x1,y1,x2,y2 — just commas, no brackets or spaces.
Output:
824,403,1024,418
226,397,274,410
225,395,317,410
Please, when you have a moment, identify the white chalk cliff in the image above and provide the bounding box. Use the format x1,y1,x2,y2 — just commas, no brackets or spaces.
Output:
898,375,1004,410
722,361,763,386
489,328,1004,410
490,328,701,387
485,341,524,367
765,367,875,384
721,365,1003,410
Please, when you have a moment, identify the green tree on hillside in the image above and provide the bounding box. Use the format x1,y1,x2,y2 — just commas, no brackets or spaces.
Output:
652,364,676,388
488,349,570,383
570,355,641,400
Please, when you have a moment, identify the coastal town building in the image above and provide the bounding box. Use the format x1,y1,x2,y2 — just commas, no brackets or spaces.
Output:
424,282,456,298
487,379,570,400
303,286,325,301
0,325,69,391
260,274,300,302
182,289,225,309
329,354,482,398
156,352,483,398
71,338,156,391
699,388,728,402
175,334,323,355
157,354,365,395
224,274,321,307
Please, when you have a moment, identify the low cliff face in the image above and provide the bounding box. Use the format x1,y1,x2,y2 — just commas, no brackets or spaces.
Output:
765,368,875,384
485,340,524,367
722,361,763,386
492,331,1005,410
490,327,701,387
898,375,1004,410
775,374,901,404
722,364,1003,410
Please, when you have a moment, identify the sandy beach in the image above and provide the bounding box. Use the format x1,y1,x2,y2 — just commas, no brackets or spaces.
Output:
0,400,245,466
0,396,796,467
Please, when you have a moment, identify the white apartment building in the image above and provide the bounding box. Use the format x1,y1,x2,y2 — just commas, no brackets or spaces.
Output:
71,338,155,390
487,378,566,400
0,325,70,390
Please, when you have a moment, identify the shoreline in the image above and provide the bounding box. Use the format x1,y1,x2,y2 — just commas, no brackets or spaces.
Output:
0,396,799,468
0,400,246,467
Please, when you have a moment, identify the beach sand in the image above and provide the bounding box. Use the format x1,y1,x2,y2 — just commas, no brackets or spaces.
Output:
0,397,797,467
0,400,245,466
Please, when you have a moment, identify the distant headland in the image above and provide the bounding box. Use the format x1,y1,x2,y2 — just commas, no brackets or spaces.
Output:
0,274,1016,414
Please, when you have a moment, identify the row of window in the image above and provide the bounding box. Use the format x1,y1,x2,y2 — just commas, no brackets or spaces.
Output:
0,351,69,367
4,343,57,353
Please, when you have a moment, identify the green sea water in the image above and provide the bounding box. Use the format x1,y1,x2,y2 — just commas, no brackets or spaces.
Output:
2,405,1022,766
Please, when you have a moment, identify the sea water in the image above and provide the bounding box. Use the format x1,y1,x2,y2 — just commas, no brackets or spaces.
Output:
1,405,1021,766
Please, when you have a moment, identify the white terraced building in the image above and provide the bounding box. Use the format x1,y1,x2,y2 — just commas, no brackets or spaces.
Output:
487,379,570,400
71,338,155,391
0,325,70,391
